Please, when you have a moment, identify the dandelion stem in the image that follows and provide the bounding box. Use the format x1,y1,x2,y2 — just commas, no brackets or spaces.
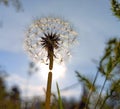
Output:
49,49,53,70
45,71,52,109
45,50,53,109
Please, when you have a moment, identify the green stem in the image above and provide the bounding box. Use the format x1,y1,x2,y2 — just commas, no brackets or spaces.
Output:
85,71,99,108
56,82,63,109
45,71,52,109
94,77,107,109
100,95,109,109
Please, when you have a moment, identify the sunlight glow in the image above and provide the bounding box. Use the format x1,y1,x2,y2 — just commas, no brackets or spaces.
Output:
37,62,66,81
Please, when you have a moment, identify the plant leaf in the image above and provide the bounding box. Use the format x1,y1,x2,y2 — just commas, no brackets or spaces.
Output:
56,82,63,109
76,71,96,92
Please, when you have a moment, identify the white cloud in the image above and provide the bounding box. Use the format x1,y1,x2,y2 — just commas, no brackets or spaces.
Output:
5,73,45,98
5,72,83,101
61,87,82,101
20,83,45,98
6,74,27,85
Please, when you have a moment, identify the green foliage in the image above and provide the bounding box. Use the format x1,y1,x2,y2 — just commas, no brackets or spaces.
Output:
0,0,22,11
56,82,63,109
0,67,21,109
100,79,120,109
99,38,120,79
0,77,7,100
109,79,120,100
76,38,120,109
76,71,96,92
95,38,120,109
111,0,120,19
0,0,9,6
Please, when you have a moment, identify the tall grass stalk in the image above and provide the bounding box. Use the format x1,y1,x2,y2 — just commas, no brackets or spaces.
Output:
85,70,99,108
94,77,107,109
56,82,63,109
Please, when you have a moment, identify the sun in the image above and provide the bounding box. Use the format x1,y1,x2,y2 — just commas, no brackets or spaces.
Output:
37,62,66,81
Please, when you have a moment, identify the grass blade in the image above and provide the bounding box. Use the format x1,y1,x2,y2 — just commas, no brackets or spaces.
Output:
56,82,63,109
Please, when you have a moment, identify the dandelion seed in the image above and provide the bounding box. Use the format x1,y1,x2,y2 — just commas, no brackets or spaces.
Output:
24,16,78,69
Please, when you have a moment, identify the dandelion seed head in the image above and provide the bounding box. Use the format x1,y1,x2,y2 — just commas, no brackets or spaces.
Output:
24,17,78,64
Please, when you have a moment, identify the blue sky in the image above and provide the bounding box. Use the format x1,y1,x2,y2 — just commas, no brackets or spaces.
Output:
0,0,120,100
